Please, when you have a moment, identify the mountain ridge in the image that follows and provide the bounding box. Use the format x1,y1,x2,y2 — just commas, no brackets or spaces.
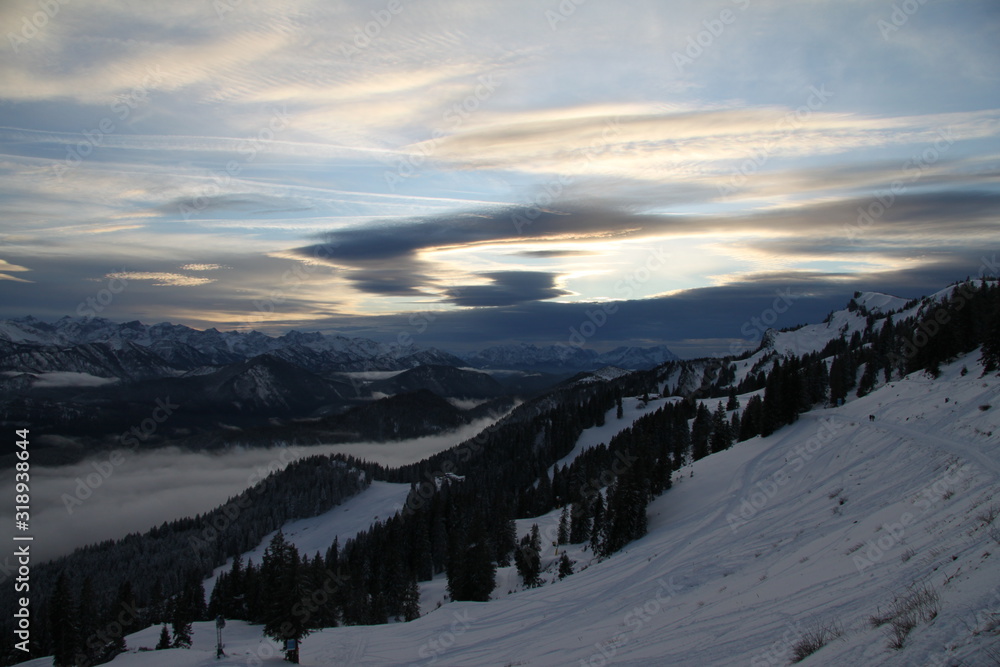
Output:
0,315,678,374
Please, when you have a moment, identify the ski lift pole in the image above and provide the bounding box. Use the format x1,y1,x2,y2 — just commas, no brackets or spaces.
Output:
216,615,225,659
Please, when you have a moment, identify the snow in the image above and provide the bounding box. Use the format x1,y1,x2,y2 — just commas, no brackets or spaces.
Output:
33,353,1000,667
855,291,910,314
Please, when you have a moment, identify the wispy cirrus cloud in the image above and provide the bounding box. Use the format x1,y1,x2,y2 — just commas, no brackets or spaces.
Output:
106,271,216,287
0,0,997,357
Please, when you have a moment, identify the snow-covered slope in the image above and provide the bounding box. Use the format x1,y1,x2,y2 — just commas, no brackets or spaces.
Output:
855,291,911,314
33,350,999,667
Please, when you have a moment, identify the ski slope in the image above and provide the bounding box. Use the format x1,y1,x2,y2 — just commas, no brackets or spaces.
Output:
24,352,1000,666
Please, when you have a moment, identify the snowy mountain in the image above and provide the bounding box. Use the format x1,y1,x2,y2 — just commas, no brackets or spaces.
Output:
0,316,466,374
0,315,676,379
10,278,1000,667
22,351,999,667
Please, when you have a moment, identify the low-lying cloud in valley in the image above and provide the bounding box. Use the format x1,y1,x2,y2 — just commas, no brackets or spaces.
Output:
14,415,504,563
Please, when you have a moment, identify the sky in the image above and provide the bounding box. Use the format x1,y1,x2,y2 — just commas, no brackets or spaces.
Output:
1,0,998,357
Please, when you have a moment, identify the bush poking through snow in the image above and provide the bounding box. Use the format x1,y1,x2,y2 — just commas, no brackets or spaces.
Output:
869,581,940,649
887,608,917,650
790,620,844,662
977,503,1000,526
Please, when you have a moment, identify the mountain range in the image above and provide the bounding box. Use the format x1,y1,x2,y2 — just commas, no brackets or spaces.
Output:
0,316,677,376
0,316,674,464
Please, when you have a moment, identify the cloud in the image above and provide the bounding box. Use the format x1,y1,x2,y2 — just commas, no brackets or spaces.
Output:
512,249,599,258
0,259,32,282
289,203,670,301
32,372,120,389
180,263,225,271
405,105,1000,183
444,271,570,307
106,271,216,287
16,415,505,562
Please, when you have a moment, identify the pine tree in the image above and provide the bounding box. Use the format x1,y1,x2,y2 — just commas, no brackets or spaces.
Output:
447,522,496,601
691,403,712,460
726,388,740,411
48,571,77,667
589,495,605,554
569,498,592,544
558,552,574,579
495,517,517,568
170,595,193,649
146,579,165,626
156,625,172,650
760,360,784,436
75,577,98,666
557,506,570,545
402,578,421,622
514,525,542,588
226,554,245,619
739,394,763,441
856,360,877,397
261,532,311,653
981,307,1000,372
710,402,732,452
599,466,649,556
104,580,136,658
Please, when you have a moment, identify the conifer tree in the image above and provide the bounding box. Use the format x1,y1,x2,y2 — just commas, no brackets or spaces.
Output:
260,532,311,654
170,595,193,649
48,571,77,667
600,466,649,556
447,522,496,601
106,580,136,657
156,625,171,650
569,498,592,544
710,402,733,452
760,360,784,436
514,526,542,587
856,360,877,397
75,577,98,666
402,578,422,622
691,403,712,460
982,307,1000,372
726,388,740,411
558,552,574,579
589,495,605,554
